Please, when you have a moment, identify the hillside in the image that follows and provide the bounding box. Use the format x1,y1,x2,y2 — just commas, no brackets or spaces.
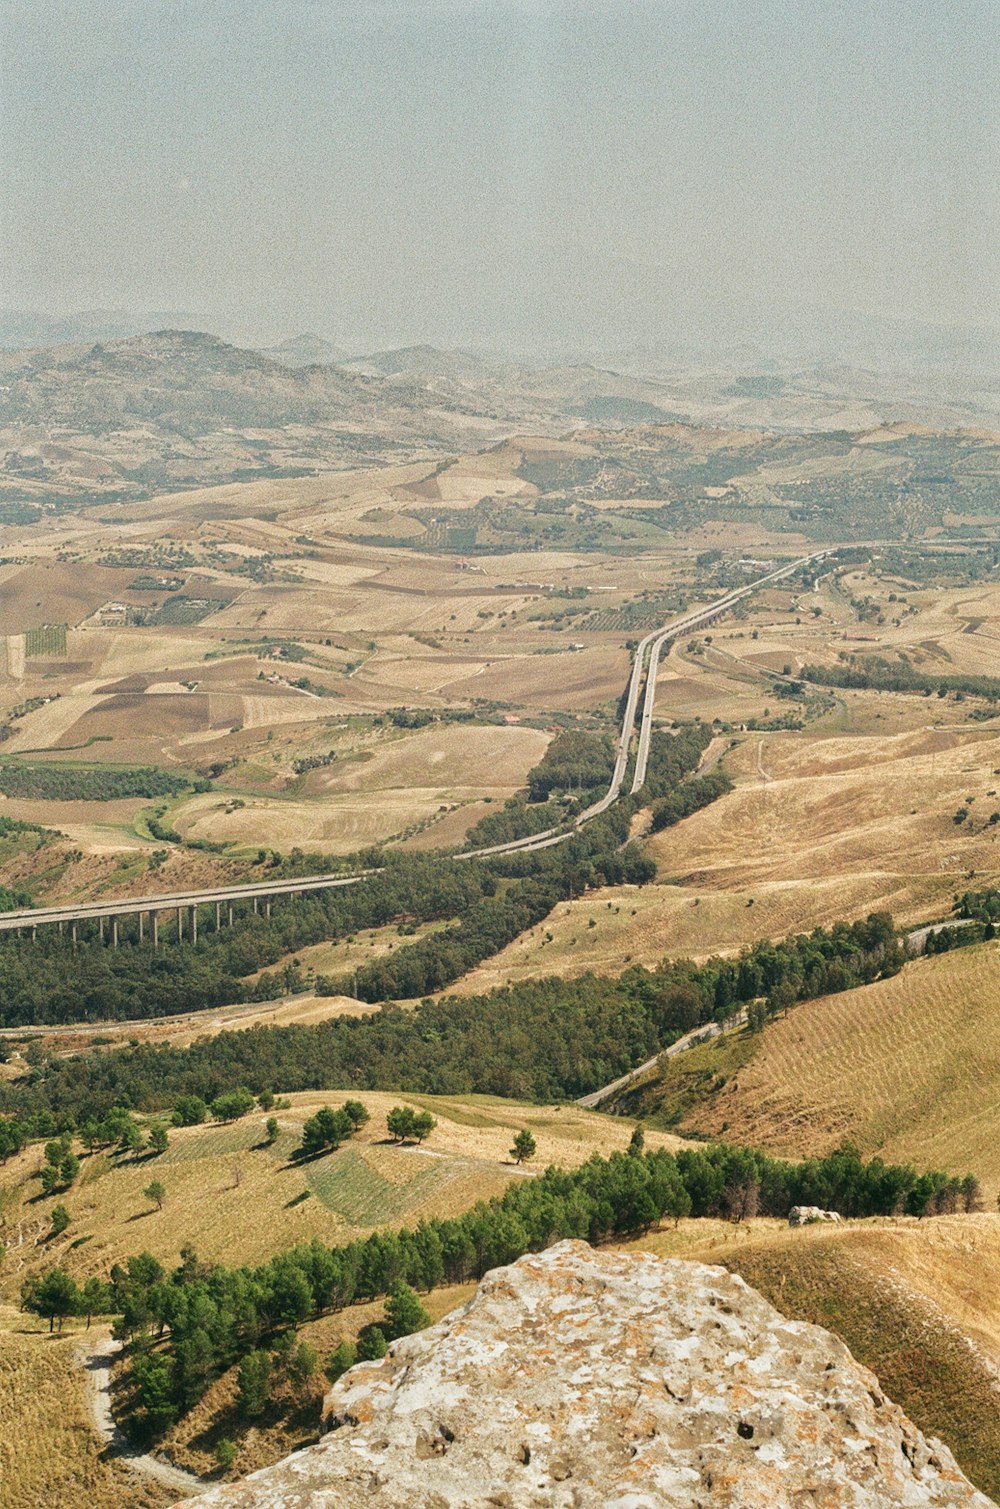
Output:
0,1092,684,1294
616,941,1000,1199
0,331,539,504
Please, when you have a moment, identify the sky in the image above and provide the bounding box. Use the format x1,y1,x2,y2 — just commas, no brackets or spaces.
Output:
1,0,997,358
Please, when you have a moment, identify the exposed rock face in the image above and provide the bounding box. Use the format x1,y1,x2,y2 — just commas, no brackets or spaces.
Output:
788,1205,844,1226
176,1240,994,1508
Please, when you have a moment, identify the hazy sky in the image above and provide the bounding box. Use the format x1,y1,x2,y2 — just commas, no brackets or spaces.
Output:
1,0,997,355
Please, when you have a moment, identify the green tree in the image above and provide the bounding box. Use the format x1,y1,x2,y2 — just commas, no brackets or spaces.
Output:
118,1119,146,1156
288,1340,319,1393
211,1088,256,1122
264,1116,280,1145
80,1276,113,1328
172,1094,208,1126
325,1339,357,1384
356,1324,387,1361
22,1267,80,1331
384,1282,430,1341
40,1164,59,1196
132,1352,177,1433
386,1107,414,1142
50,1203,70,1236
143,1180,166,1211
299,1105,353,1158
236,1349,272,1417
59,1151,80,1186
627,1125,645,1156
510,1130,536,1164
148,1123,169,1155
342,1100,369,1130
387,1107,436,1143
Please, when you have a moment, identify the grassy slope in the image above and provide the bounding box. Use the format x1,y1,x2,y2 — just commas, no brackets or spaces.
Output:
633,942,1000,1200
0,1308,169,1509
0,1092,684,1298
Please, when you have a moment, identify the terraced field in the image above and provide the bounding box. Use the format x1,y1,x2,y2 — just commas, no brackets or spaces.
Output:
673,942,1000,1196
0,1092,684,1295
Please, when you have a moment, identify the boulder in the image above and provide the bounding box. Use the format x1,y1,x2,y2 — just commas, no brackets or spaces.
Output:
789,1204,843,1225
174,1239,992,1508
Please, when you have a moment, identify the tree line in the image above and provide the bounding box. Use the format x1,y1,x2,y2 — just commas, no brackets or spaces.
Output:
801,655,1000,702
0,853,491,1028
21,1138,977,1437
0,764,192,802
0,911,905,1129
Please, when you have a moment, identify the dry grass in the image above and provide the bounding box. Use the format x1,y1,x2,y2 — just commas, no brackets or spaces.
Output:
675,942,1000,1198
0,1092,683,1297
172,723,548,851
0,1308,168,1509
457,720,1000,988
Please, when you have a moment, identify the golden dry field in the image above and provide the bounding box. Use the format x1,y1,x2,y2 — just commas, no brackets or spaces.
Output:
0,1092,684,1297
0,1308,169,1509
456,717,1000,991
655,942,1000,1196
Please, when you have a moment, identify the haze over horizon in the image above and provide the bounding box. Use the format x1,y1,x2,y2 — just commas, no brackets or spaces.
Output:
1,0,998,366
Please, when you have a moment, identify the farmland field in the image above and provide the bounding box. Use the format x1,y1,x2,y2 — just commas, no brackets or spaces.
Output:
0,1091,685,1293
642,942,1000,1198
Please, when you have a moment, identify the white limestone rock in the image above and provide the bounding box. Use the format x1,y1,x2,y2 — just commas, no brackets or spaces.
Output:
175,1239,994,1508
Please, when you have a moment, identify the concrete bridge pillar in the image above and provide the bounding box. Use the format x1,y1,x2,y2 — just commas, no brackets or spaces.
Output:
191,905,198,943
112,917,118,948
152,911,159,948
71,921,77,948
215,902,221,931
138,912,144,944
177,906,184,940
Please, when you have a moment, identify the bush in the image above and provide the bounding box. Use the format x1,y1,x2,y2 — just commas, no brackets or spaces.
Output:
236,1350,272,1417
211,1088,256,1122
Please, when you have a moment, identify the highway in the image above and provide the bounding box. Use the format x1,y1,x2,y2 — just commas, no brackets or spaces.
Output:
0,551,831,938
629,549,832,795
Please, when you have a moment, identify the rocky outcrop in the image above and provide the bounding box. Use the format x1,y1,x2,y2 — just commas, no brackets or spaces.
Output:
788,1205,843,1226
175,1239,994,1508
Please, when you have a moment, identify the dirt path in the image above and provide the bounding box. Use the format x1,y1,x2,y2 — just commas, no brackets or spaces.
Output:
755,738,772,782
82,1334,209,1497
576,1009,748,1110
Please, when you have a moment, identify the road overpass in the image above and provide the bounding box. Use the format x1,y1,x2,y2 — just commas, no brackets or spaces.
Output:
0,549,832,945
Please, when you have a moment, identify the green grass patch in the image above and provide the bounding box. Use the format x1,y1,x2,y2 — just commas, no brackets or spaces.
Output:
305,1144,454,1224
156,1122,265,1165
24,624,67,657
616,1028,758,1129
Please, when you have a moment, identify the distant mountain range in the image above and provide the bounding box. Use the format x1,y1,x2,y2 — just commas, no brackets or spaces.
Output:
0,326,996,508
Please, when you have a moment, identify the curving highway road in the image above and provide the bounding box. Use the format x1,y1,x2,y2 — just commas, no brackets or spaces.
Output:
0,551,831,937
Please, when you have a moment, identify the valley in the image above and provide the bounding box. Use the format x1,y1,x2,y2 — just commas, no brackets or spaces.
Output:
4,369,1000,1502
